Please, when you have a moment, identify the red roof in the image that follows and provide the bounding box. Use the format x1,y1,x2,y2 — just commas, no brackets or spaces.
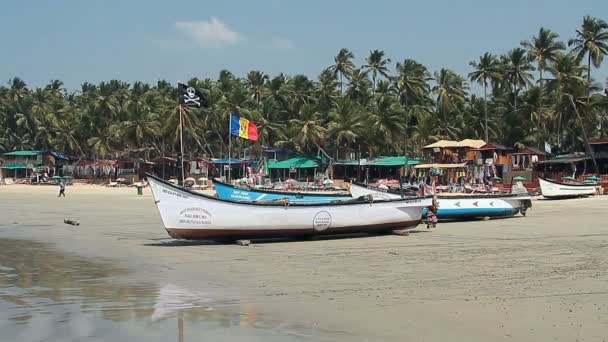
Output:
590,138,608,145
470,143,510,151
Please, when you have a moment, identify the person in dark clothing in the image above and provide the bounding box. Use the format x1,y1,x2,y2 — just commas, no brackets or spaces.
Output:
58,181,66,197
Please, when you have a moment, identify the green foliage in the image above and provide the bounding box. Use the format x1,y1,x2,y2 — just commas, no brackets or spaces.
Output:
1,17,608,160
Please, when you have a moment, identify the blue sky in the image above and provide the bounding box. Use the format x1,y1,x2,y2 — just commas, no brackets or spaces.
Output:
0,0,606,91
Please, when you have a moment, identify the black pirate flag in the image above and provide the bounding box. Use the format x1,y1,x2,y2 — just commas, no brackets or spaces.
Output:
178,83,208,108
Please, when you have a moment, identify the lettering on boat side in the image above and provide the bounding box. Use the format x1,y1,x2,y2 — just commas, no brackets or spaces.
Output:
161,188,189,199
312,211,332,231
232,190,252,200
178,207,212,225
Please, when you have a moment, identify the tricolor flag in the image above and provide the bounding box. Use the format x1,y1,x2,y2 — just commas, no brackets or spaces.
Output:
230,113,258,141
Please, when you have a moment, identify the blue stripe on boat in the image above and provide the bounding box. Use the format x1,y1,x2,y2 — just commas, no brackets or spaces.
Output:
423,207,520,218
214,181,351,203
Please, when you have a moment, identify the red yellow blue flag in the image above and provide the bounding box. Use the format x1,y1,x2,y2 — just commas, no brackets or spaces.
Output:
230,113,258,141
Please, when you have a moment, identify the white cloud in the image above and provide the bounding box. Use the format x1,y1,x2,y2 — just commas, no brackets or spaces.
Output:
271,37,295,50
175,18,240,47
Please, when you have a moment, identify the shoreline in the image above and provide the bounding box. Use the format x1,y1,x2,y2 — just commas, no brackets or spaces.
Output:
1,185,607,341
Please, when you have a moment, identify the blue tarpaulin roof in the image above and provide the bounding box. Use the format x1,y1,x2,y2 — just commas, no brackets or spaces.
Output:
50,151,69,160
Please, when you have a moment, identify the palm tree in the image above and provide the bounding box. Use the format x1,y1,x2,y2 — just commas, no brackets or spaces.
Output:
394,59,431,107
433,68,468,138
315,68,340,112
503,48,535,110
327,98,364,156
546,52,587,146
366,96,406,154
288,104,327,152
244,70,268,108
362,50,391,94
468,52,500,141
521,27,565,128
329,48,356,94
249,99,285,147
345,68,372,104
568,16,608,84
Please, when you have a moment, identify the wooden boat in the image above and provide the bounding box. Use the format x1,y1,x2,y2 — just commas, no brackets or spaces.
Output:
538,177,596,199
213,178,351,203
147,174,431,240
350,182,532,219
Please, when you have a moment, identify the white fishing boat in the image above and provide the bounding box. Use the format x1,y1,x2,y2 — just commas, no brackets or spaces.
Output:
350,182,532,218
147,174,431,240
538,177,596,199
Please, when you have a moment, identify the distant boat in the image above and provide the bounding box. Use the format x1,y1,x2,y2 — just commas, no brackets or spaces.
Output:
538,177,596,199
350,182,532,219
212,178,351,203
147,174,431,240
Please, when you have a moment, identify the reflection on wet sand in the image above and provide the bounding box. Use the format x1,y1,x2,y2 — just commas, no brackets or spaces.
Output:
0,238,335,341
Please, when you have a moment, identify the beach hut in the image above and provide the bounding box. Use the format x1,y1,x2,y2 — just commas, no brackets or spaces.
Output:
267,157,321,181
1,150,69,180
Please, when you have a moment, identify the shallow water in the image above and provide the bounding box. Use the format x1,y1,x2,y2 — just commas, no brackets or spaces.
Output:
0,238,338,341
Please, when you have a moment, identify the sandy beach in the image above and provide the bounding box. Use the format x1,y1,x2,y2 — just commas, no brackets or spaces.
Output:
1,184,607,341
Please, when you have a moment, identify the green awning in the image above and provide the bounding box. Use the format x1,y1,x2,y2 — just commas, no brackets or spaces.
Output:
3,150,43,156
334,156,419,167
372,156,420,166
334,160,360,166
1,163,29,169
268,157,320,169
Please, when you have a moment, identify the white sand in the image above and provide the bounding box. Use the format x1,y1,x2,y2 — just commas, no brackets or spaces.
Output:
1,184,607,341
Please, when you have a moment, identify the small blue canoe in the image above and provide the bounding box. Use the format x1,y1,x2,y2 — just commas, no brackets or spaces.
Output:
213,179,351,203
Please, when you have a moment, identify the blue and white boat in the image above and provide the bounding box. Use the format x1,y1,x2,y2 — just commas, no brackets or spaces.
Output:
213,178,351,203
350,182,532,219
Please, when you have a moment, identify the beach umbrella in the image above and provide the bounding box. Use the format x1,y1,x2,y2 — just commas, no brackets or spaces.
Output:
512,176,526,181
62,176,73,179
586,176,600,181
116,178,126,182
197,177,208,183
184,177,195,182
52,176,62,179
323,179,334,185
492,176,502,181
562,176,575,181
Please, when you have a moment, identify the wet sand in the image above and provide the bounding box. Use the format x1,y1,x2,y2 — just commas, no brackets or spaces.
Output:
1,184,607,341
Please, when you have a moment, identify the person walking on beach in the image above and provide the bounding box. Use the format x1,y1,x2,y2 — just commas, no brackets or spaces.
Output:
58,180,66,197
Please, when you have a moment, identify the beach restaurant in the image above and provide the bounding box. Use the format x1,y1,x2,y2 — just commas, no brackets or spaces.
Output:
1,150,69,179
332,156,420,181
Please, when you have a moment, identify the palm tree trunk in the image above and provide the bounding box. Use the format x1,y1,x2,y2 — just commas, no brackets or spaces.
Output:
483,79,488,142
537,67,543,134
587,53,592,102
372,74,376,95
556,110,562,147
340,73,343,94
513,84,518,111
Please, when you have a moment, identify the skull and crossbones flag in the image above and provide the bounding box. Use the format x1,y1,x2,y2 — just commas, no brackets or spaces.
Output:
178,83,208,108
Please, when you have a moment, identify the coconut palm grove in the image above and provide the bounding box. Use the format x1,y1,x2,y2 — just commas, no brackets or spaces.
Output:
1,16,607,160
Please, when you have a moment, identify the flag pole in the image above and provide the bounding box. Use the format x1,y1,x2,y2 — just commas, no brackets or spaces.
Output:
179,105,185,186
228,112,232,182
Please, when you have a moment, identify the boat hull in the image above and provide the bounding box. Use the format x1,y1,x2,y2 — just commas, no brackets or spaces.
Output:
148,175,430,240
213,179,351,203
350,183,532,219
538,178,596,199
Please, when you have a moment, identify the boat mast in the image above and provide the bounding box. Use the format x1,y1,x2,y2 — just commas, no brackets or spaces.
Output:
179,105,185,185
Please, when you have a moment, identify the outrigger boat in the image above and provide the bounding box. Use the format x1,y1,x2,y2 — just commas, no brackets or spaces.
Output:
538,177,596,199
212,178,351,202
147,174,431,240
350,182,532,219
